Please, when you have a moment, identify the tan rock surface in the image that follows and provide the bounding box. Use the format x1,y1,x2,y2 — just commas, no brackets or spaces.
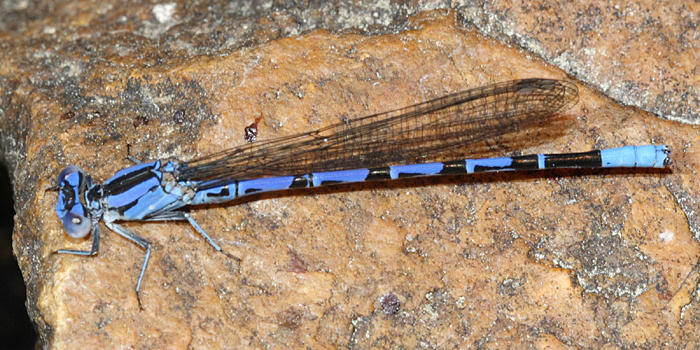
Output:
1,3,697,349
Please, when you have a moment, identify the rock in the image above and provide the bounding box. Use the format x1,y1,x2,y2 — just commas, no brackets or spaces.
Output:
1,2,697,349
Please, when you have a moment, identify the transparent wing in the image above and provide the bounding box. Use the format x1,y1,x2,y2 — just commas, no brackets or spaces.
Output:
181,79,578,186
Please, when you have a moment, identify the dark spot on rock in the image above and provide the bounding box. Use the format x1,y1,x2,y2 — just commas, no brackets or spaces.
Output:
60,110,75,120
133,114,149,127
288,250,307,273
380,293,400,315
278,307,303,329
172,109,185,124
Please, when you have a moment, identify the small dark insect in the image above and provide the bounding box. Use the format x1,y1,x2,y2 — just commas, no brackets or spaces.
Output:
244,113,264,143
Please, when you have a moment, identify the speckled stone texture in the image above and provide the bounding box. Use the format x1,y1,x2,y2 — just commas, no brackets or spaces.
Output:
0,1,698,349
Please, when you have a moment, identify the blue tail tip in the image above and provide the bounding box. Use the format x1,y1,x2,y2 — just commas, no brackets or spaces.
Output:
600,144,672,168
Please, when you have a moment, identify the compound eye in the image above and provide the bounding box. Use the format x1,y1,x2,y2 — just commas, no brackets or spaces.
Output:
61,212,92,238
57,166,83,185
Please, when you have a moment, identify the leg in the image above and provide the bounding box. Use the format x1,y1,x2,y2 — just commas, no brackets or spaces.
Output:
125,144,139,164
144,211,241,262
183,212,241,262
55,221,101,256
104,222,151,310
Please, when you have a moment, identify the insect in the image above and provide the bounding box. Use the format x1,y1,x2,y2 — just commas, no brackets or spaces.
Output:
52,78,670,308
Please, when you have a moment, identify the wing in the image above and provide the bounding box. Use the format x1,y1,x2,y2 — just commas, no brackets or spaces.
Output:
180,78,578,186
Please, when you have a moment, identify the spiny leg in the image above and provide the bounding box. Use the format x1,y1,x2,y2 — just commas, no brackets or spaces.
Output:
143,211,241,261
183,212,241,262
104,222,151,310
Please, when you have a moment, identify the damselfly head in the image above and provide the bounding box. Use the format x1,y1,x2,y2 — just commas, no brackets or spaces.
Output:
55,166,92,238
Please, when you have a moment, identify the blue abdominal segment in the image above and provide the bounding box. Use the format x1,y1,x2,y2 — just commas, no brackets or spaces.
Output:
389,162,444,178
311,169,370,186
466,157,514,173
600,145,670,168
191,181,237,205
237,176,295,196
